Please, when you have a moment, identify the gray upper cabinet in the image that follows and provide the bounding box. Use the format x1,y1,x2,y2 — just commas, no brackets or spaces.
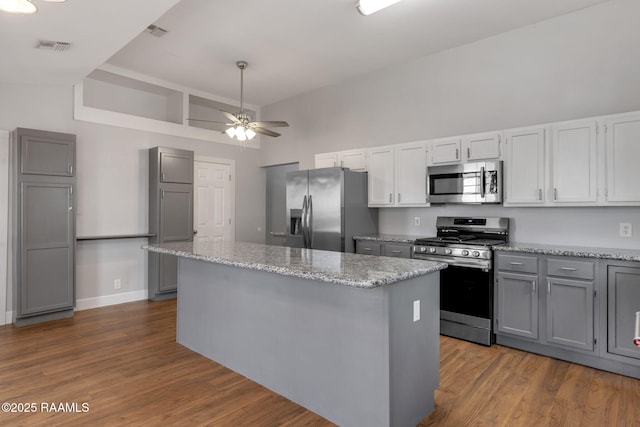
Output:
607,265,640,362
11,128,76,326
18,128,75,177
160,151,193,184
159,184,193,241
148,147,194,300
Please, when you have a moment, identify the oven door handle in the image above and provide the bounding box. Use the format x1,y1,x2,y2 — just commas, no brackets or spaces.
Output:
413,254,491,271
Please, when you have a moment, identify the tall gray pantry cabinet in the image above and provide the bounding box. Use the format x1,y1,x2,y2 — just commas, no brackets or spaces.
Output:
10,128,76,326
148,147,194,300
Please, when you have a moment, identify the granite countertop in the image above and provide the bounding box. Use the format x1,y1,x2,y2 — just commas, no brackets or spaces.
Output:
353,234,420,244
143,241,446,289
494,242,640,262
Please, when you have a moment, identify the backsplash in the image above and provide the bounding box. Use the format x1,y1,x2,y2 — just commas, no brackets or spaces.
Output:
379,205,640,249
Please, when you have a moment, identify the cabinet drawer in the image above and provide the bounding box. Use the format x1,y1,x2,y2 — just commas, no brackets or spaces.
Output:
497,254,538,274
356,241,381,256
383,244,411,259
547,259,594,280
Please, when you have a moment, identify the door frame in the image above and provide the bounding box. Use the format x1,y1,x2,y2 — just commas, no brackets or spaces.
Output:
193,155,236,242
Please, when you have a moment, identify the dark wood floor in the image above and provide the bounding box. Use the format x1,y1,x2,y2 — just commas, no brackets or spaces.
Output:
0,300,638,426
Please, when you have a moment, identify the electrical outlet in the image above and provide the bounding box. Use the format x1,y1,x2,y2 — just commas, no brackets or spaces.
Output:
414,216,421,226
114,279,121,290
620,223,632,238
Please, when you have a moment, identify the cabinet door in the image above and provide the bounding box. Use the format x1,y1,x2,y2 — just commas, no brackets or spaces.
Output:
20,182,74,315
160,152,193,184
19,131,75,177
339,150,367,171
496,272,539,339
463,133,501,161
607,266,640,360
605,114,640,203
430,138,461,165
159,253,178,293
546,277,594,351
382,244,411,259
159,185,193,242
367,147,395,206
396,142,427,206
504,127,546,205
315,152,338,169
551,121,598,203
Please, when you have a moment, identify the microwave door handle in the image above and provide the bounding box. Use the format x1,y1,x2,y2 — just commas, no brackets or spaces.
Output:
480,166,486,198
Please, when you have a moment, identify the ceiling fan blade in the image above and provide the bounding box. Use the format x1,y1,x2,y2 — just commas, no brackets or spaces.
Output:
250,121,289,128
253,127,281,138
187,118,233,125
219,110,240,124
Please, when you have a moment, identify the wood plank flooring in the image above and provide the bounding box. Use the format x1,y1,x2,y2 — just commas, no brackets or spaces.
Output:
0,300,638,426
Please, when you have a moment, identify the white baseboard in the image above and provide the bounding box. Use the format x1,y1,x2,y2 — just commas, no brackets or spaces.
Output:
75,289,148,311
0,290,148,325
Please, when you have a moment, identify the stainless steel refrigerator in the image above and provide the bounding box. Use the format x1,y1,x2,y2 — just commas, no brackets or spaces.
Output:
286,167,378,252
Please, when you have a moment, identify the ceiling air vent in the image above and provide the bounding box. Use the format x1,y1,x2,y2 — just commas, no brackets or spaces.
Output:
146,24,168,37
35,40,71,51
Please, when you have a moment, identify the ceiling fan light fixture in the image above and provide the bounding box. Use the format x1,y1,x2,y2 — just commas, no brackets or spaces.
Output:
245,128,257,140
0,0,37,14
356,0,401,16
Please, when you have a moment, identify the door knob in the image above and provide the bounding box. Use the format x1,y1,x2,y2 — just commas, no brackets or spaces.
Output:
193,230,198,235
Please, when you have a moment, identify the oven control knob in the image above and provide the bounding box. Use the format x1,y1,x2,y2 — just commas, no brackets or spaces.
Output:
429,247,436,253
420,247,427,252
445,248,452,255
472,251,480,257
461,250,469,256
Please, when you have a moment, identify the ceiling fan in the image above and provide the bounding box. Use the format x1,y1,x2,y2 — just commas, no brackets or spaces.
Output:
187,61,289,141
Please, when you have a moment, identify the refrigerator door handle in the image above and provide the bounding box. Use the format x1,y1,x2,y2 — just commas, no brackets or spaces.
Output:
307,195,313,248
301,195,308,248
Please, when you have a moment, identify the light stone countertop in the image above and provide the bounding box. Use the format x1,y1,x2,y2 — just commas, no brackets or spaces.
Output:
143,241,446,289
494,242,640,262
353,234,420,244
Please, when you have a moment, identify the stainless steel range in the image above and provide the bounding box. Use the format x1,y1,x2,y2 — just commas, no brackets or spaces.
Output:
413,217,509,346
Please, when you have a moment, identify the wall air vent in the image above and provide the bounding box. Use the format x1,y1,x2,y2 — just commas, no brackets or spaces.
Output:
146,24,168,37
35,40,71,51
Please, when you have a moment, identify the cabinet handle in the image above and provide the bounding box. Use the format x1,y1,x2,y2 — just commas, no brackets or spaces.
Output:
363,248,372,251
509,262,524,265
391,250,402,254
398,193,401,203
456,148,459,160
547,280,551,294
389,193,393,203
538,189,542,200
162,173,165,181
161,190,164,198
467,147,470,159
341,161,344,168
532,281,536,292
69,165,73,175
560,267,577,271
554,188,558,201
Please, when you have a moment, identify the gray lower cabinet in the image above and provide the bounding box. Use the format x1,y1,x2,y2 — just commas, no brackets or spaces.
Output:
148,147,194,300
11,128,76,326
546,277,594,351
496,271,539,339
355,240,412,259
606,264,640,364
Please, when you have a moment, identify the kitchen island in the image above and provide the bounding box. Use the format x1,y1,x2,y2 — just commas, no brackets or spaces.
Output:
143,241,446,427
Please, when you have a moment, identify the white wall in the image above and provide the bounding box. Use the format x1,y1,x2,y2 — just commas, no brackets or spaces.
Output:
0,83,266,318
260,0,640,248
0,131,8,323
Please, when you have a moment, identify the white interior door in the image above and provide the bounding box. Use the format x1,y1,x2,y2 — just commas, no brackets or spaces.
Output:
194,157,235,245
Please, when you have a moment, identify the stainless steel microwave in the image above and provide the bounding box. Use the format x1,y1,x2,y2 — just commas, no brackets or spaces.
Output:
427,161,502,204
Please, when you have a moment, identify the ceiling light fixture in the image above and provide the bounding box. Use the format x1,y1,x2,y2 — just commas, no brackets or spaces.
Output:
0,0,37,14
0,0,66,14
356,0,401,16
